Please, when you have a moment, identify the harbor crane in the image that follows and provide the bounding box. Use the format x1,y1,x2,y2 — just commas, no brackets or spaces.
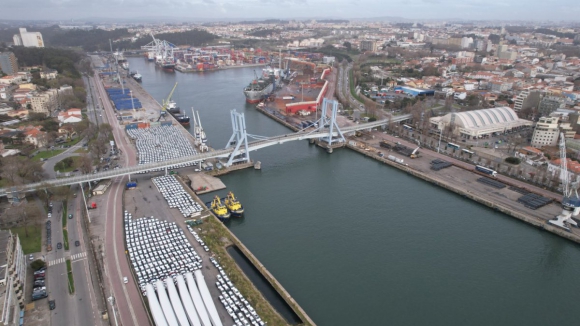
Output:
159,82,178,118
549,132,580,230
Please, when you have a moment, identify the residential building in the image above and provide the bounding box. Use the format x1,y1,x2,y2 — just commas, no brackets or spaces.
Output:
461,37,473,49
23,127,47,148
490,80,513,92
538,96,566,116
547,157,580,183
57,108,82,123
497,44,517,60
514,89,541,112
0,53,18,75
359,40,377,52
12,28,44,48
430,107,533,139
30,89,58,116
39,69,58,80
531,116,560,147
0,230,26,325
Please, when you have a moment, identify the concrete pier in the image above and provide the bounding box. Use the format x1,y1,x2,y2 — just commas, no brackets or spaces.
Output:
188,173,226,194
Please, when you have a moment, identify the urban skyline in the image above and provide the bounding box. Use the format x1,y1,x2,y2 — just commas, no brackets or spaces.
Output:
2,0,580,22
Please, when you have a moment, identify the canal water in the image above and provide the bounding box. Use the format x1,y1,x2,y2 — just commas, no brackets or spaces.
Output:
128,58,580,326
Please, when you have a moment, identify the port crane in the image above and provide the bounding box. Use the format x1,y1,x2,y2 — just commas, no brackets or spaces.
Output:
549,132,580,230
157,82,178,121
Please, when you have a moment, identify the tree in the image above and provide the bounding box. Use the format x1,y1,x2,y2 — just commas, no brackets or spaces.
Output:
2,200,42,236
343,42,352,51
77,154,93,174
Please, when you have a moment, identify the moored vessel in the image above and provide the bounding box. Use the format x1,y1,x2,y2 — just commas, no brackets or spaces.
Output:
243,76,274,103
207,196,231,221
223,192,244,217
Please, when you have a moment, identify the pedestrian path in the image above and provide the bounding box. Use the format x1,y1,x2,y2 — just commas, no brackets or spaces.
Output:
47,252,87,266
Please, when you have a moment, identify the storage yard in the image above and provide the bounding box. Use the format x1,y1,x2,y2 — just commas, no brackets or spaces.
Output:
152,175,204,218
127,125,199,168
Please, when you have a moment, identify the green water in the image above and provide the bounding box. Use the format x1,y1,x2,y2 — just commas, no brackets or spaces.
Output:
129,58,580,326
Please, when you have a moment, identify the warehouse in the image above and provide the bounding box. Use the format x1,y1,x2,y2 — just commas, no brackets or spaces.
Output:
429,107,533,139
393,86,435,97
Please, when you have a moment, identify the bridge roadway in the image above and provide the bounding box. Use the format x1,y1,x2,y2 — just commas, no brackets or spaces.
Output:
0,114,410,196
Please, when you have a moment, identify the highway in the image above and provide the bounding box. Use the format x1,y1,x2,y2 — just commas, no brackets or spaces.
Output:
92,69,150,326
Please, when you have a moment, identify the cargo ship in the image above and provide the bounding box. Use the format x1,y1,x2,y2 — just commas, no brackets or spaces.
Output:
156,57,176,71
166,100,190,126
223,192,244,217
207,196,231,221
243,72,274,103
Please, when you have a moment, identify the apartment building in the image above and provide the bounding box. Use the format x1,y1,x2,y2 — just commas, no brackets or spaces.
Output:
359,40,377,52
12,28,44,48
0,230,26,326
30,89,58,116
538,96,566,116
531,116,560,147
513,89,541,112
0,53,18,75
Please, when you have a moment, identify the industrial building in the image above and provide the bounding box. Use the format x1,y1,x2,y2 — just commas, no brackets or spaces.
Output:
0,230,26,326
12,28,44,48
394,86,435,97
430,107,533,139
0,53,18,75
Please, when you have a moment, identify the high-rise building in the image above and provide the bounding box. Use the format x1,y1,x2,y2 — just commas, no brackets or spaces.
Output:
538,96,566,116
0,52,18,75
0,230,27,325
531,116,560,147
513,89,541,112
359,40,377,52
13,28,44,48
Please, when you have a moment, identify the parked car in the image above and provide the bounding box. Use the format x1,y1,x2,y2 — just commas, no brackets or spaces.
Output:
57,242,62,250
48,300,55,310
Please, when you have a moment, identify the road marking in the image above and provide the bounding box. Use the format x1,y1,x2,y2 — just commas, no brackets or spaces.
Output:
48,257,65,266
71,252,87,261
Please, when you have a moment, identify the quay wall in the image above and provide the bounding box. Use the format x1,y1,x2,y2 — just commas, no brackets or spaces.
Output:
175,175,317,326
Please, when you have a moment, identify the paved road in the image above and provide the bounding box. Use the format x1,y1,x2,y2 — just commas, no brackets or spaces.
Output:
93,69,150,326
46,201,69,326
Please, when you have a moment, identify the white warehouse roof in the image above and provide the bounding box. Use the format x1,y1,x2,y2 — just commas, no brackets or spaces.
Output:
430,107,533,137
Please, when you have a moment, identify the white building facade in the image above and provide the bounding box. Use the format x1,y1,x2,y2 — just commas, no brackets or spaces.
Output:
531,116,560,147
13,28,44,48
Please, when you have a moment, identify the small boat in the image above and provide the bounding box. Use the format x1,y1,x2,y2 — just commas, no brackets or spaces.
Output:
133,72,142,82
223,192,244,217
207,196,230,221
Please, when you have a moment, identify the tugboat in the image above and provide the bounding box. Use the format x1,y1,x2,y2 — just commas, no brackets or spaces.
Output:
223,192,244,217
207,196,230,221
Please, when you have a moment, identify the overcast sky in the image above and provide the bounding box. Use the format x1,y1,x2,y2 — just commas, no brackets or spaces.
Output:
2,0,580,21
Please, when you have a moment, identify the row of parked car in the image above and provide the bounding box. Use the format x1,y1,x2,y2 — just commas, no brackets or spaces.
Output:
211,257,265,326
32,267,47,301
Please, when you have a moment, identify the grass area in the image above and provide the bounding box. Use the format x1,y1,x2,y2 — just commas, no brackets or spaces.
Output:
10,225,42,254
74,148,89,154
32,149,65,161
63,229,69,250
65,137,82,147
200,216,294,326
62,200,67,228
66,259,75,294
348,69,364,104
54,156,82,173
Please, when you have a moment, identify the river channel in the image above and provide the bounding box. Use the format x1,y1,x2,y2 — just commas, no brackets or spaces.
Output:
128,58,580,326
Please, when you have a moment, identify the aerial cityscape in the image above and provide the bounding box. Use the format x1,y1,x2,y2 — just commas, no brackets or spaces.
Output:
1,4,580,326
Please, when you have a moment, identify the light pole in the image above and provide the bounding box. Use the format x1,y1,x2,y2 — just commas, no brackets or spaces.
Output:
437,125,443,153
108,296,119,326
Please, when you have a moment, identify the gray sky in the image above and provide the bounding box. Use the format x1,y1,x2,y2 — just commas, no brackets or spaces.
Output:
2,0,580,21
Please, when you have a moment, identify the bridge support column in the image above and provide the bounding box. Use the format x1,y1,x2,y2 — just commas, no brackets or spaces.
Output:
317,98,345,147
309,139,315,144
224,110,250,167
327,147,333,154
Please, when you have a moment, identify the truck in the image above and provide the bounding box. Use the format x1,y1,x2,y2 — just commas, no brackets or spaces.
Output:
126,182,137,190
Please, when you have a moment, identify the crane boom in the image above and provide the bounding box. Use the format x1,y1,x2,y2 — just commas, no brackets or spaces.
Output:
559,132,569,197
161,82,178,115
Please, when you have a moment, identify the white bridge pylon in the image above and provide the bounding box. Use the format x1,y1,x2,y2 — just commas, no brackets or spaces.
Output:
315,98,345,147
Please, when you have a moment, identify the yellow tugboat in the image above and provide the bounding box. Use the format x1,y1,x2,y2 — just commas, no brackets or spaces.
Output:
224,192,244,217
207,196,231,221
